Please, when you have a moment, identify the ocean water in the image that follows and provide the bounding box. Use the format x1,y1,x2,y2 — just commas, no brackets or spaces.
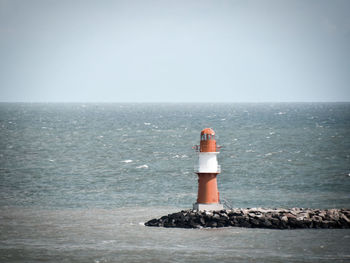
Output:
0,102,349,262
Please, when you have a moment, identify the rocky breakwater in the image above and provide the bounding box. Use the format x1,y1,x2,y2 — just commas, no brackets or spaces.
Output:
145,208,350,229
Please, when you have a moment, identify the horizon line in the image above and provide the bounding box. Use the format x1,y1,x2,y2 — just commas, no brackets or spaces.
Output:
0,101,349,104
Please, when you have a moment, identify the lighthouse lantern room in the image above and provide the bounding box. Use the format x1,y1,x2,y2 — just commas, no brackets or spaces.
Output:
193,128,224,211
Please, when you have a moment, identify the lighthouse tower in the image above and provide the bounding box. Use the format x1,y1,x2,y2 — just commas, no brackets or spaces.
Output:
193,128,224,211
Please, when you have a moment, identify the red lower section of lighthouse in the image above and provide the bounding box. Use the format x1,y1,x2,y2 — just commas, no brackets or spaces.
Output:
196,173,220,204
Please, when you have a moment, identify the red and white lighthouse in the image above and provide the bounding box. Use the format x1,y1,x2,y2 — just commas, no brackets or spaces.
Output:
193,128,224,211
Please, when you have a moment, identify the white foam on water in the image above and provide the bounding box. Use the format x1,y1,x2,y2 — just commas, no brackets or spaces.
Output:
136,164,148,169
101,240,116,244
264,151,281,157
121,160,133,163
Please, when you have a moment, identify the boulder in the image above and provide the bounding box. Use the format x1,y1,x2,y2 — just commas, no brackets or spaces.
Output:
145,218,159,227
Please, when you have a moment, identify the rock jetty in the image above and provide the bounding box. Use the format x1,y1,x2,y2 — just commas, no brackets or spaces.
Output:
145,208,350,229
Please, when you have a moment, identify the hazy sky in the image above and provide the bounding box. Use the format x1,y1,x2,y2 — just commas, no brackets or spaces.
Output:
0,0,349,102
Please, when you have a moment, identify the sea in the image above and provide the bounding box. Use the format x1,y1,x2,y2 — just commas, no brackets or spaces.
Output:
0,102,349,262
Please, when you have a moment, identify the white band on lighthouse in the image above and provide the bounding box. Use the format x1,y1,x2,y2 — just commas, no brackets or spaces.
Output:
196,152,220,173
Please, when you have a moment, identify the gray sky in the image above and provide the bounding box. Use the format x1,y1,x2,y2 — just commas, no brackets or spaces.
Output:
0,0,349,102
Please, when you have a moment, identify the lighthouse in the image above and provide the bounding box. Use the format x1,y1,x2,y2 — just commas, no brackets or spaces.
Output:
193,128,224,211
